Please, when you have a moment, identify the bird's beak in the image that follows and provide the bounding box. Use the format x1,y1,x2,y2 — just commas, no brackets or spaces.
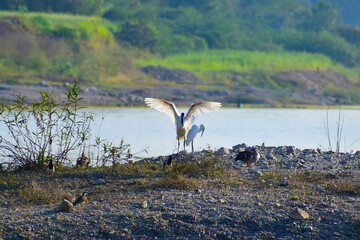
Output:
201,127,205,137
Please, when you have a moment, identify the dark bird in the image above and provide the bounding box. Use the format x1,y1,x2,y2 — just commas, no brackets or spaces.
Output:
46,159,55,175
235,148,260,168
144,98,221,153
163,155,173,167
76,152,90,168
73,192,88,206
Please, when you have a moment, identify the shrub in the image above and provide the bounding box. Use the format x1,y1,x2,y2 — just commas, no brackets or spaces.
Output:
0,83,93,170
117,21,158,50
276,30,358,67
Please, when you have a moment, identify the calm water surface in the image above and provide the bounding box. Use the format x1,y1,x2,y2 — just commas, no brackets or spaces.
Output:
1,108,359,160
90,108,360,157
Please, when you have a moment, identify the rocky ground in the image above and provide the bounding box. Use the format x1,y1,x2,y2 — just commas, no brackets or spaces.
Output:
0,144,359,239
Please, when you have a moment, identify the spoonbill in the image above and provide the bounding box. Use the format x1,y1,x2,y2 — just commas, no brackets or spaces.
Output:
235,148,260,167
186,124,205,152
144,98,221,152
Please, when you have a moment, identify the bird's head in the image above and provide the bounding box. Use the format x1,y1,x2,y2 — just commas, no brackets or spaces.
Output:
200,125,205,137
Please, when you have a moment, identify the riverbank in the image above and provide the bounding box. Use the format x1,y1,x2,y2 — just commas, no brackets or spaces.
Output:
0,144,359,239
0,78,353,107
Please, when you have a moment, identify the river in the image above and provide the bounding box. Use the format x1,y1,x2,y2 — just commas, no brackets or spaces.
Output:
0,107,359,162
90,107,360,157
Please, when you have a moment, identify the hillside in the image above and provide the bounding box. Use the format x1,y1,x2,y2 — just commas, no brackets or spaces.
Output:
1,0,360,105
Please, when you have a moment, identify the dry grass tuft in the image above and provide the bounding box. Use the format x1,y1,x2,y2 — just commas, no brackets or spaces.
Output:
18,179,71,204
326,181,360,195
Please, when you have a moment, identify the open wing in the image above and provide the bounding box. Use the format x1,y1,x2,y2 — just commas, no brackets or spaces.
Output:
144,98,180,126
185,101,221,126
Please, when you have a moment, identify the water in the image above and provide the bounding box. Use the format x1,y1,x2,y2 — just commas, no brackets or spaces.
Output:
1,108,359,160
89,108,360,157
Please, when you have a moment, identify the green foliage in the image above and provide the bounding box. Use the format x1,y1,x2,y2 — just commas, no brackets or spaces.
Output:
337,25,360,47
277,30,359,67
96,139,133,167
0,0,105,16
136,50,335,73
117,21,158,49
300,1,338,32
28,15,51,32
0,83,93,170
47,59,75,75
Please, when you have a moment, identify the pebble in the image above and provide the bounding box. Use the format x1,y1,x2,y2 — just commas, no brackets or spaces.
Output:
290,208,309,220
232,143,247,151
325,173,336,179
217,147,230,155
316,185,324,192
254,170,263,177
279,180,289,187
95,179,106,185
57,200,73,212
303,225,313,231
266,180,273,186
142,200,148,209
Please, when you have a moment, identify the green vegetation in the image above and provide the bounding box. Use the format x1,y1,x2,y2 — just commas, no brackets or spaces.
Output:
0,84,93,170
136,50,336,73
0,1,360,103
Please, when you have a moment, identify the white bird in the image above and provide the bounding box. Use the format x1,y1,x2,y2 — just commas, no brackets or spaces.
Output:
144,98,221,152
186,124,205,152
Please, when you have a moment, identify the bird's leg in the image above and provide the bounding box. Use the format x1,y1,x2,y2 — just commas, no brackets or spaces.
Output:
247,163,252,168
191,141,194,153
177,140,180,153
183,140,186,153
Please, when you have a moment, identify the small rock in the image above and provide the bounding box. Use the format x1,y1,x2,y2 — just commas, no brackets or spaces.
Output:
220,199,226,204
38,81,50,87
95,179,105,185
217,147,230,155
287,146,296,154
57,200,73,212
290,208,309,220
325,173,336,179
142,200,148,209
316,185,324,192
196,189,203,194
232,143,247,151
266,180,273,186
303,225,313,231
254,170,263,177
339,160,347,165
279,180,289,187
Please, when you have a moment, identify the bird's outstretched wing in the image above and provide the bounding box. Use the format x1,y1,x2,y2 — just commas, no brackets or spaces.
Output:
185,101,221,125
144,98,180,126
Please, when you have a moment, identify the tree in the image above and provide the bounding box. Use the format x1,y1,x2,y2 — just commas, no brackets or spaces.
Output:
118,21,158,49
300,1,338,32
